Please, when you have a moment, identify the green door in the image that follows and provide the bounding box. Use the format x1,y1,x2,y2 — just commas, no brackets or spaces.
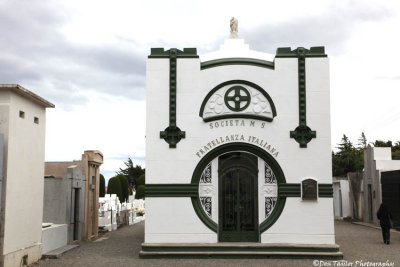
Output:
218,152,259,242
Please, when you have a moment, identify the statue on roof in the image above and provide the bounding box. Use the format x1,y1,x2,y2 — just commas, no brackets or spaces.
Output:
230,17,238,38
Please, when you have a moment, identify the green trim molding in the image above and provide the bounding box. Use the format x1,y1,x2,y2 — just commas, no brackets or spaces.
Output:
279,183,301,197
276,47,327,148
203,114,274,123
149,48,199,58
275,47,327,58
146,184,198,197
199,80,277,123
149,48,199,148
318,184,334,198
201,58,274,70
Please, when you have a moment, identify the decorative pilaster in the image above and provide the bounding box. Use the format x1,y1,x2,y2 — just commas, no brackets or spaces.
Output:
276,46,326,148
149,48,198,148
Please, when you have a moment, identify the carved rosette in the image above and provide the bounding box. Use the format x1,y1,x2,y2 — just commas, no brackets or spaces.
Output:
199,163,213,218
200,163,212,184
200,197,212,217
263,162,278,219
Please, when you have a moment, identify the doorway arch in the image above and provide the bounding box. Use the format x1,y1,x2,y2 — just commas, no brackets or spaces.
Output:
191,142,286,237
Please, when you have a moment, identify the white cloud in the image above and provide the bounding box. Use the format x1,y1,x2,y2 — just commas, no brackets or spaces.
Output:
1,0,400,174
45,93,145,179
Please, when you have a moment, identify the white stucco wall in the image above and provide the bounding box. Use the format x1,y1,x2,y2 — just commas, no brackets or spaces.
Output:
145,198,217,243
146,40,333,244
373,147,392,160
0,89,49,266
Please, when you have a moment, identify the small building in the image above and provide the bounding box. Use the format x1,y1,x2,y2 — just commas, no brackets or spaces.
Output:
142,21,341,258
0,84,54,267
44,150,103,241
363,145,400,224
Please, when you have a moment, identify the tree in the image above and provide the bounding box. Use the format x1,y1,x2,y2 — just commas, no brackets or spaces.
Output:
354,132,367,171
116,174,130,203
137,174,145,186
136,185,145,199
99,174,106,197
393,141,400,151
332,150,342,177
337,134,353,153
332,134,364,176
357,132,367,149
335,134,356,175
393,150,400,160
128,186,133,196
107,177,123,202
374,140,392,148
393,141,400,159
117,158,145,189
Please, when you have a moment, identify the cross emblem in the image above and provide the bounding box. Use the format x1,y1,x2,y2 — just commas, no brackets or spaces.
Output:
224,86,251,112
290,125,316,148
160,126,186,148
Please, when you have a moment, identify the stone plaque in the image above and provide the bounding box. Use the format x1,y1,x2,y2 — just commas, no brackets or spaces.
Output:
302,179,317,200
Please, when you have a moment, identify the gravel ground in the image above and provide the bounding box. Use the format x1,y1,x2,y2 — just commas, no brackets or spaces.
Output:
32,220,400,267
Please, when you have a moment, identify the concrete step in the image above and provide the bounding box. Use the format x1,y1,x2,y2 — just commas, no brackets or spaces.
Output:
142,242,340,252
42,244,79,259
140,243,343,259
139,250,344,259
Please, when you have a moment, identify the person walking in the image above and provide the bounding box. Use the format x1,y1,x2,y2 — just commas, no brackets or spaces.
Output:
377,203,393,245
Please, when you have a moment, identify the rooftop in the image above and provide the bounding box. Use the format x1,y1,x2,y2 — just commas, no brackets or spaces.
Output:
0,84,55,108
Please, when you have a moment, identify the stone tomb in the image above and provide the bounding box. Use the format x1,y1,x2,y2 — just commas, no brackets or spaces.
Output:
142,34,341,258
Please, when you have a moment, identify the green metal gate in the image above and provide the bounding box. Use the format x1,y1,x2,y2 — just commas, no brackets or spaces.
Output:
218,152,259,242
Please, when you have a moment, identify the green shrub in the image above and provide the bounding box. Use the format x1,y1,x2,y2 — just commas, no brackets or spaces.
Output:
135,185,145,199
99,174,106,197
107,177,123,202
137,174,145,186
116,174,129,202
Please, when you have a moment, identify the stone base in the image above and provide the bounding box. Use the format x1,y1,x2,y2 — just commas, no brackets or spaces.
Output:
139,243,343,259
2,243,42,267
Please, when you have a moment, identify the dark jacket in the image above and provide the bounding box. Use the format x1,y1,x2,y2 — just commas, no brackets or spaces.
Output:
377,204,393,228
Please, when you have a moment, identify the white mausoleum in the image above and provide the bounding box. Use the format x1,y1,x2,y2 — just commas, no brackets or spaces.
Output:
142,23,342,258
0,84,54,267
